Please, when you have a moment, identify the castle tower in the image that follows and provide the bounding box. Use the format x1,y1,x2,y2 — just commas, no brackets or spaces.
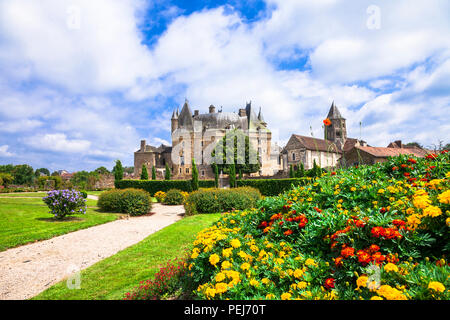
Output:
171,109,178,133
324,101,347,148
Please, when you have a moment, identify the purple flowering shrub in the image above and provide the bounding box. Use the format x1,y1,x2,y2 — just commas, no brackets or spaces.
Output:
42,189,87,219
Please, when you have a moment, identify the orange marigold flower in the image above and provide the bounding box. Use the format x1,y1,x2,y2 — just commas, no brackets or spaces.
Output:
341,247,355,258
369,244,380,253
371,227,385,238
324,278,335,289
323,118,332,126
357,250,372,265
284,229,293,236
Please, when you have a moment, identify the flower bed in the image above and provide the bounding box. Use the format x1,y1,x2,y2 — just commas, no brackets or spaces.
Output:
179,152,450,300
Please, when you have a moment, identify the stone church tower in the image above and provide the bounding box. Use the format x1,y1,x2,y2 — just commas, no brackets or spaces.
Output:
324,101,347,149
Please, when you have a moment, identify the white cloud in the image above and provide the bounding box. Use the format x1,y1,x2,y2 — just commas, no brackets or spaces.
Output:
0,145,14,157
23,133,91,153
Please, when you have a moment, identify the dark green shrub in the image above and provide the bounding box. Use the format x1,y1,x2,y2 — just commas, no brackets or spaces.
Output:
163,189,184,205
184,187,261,215
80,190,88,198
98,188,152,216
115,179,215,195
236,178,309,196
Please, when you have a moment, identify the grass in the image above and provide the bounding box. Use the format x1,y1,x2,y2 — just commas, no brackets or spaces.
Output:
0,197,123,252
0,192,48,197
32,213,221,300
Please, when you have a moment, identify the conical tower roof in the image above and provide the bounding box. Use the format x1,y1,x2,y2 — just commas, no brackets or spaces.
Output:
327,101,344,119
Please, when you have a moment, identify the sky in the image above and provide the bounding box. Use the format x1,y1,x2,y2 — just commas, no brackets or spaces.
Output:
0,0,449,172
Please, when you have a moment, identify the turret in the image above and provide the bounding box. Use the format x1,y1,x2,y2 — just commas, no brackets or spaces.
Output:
171,109,178,132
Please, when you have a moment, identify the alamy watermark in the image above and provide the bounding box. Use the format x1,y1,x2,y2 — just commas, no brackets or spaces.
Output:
366,5,381,30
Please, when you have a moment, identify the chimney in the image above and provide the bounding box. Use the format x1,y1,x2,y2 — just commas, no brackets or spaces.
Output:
209,105,215,113
239,108,246,117
140,140,146,151
194,110,199,116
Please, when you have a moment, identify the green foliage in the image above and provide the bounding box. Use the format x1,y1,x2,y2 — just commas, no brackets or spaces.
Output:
113,160,124,181
211,129,260,175
70,171,99,190
165,163,171,180
13,164,34,185
35,168,50,177
229,164,236,188
94,166,110,175
213,164,219,188
296,163,306,178
98,188,152,216
191,159,199,191
115,179,215,195
152,166,156,180
141,164,149,180
0,173,14,186
163,189,185,205
289,165,294,178
236,178,309,196
184,187,262,216
37,176,62,190
0,164,14,174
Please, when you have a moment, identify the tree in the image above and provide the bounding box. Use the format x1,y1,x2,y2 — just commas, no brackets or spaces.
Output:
71,171,99,190
213,163,219,188
94,166,110,175
211,129,260,175
229,163,236,188
141,164,149,180
165,163,171,180
289,165,294,178
0,164,14,174
191,159,199,191
0,173,13,186
113,160,124,181
123,166,134,174
13,164,34,185
35,168,50,177
152,166,156,180
238,169,243,180
296,163,305,178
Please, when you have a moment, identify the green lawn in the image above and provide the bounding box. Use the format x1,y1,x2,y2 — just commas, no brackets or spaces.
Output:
0,197,123,252
0,192,48,197
33,213,221,300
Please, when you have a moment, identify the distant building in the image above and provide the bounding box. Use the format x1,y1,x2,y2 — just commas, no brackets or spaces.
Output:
281,102,367,171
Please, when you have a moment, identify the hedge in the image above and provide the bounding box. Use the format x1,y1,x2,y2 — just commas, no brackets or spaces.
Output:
236,178,309,196
98,188,153,216
115,179,215,195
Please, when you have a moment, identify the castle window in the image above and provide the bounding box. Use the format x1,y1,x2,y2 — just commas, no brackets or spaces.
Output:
292,153,296,161
201,170,205,176
179,168,182,173
186,168,190,174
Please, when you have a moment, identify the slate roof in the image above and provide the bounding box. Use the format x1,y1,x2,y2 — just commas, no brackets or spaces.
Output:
292,134,341,153
354,146,429,158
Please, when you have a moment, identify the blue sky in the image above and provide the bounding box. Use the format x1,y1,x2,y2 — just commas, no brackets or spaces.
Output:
0,0,449,172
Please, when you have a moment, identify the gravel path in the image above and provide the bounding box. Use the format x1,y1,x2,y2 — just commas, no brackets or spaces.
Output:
0,203,184,300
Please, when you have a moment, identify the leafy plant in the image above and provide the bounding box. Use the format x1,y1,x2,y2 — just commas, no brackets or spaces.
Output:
42,189,87,219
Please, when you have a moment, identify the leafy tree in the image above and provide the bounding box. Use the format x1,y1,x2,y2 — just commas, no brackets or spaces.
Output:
0,173,14,186
141,164,149,180
229,163,236,188
113,160,124,181
51,171,60,176
94,166,110,175
165,163,171,180
123,166,134,174
296,163,305,178
35,168,50,177
213,163,219,188
13,164,34,185
191,159,199,191
152,166,156,180
71,171,99,190
0,164,14,174
211,129,260,175
289,165,294,178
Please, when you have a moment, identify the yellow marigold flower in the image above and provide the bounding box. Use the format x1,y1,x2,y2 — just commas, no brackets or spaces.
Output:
370,296,383,300
378,189,385,194
413,195,431,209
221,260,231,270
423,205,442,218
209,254,220,266
356,275,369,288
294,269,304,279
350,187,356,192
338,199,343,203
281,292,292,300
205,287,216,298
222,247,233,258
384,263,399,273
297,281,307,289
250,245,259,252
262,278,270,285
215,272,226,282
438,190,450,204
266,293,275,299
215,282,228,294
230,238,241,248
446,217,450,227
305,258,317,267
249,279,259,287
428,281,445,293
240,262,250,271
376,285,407,300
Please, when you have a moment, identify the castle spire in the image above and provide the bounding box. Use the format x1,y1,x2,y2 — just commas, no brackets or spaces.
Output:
327,101,344,119
258,107,265,122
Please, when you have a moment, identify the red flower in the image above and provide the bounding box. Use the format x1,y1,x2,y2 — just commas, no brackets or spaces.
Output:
369,244,380,253
324,278,335,289
392,166,398,171
354,219,365,228
323,118,332,126
379,207,387,214
403,172,410,177
341,247,355,258
426,153,438,159
371,226,385,238
284,229,293,236
331,171,336,176
334,256,344,267
372,252,386,264
314,207,322,213
357,250,372,265
392,219,405,227
258,221,268,228
407,158,417,164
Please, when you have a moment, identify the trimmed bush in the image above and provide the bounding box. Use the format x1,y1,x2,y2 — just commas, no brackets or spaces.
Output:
154,191,166,203
163,189,185,205
115,179,215,195
236,178,309,196
184,187,262,215
98,188,152,216
42,189,87,219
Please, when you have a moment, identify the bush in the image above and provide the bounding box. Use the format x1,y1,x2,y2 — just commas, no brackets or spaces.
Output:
0,173,13,186
115,179,215,195
80,190,88,198
98,188,152,216
236,178,309,196
37,176,63,190
42,189,87,219
154,191,166,203
184,187,262,215
163,189,185,205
